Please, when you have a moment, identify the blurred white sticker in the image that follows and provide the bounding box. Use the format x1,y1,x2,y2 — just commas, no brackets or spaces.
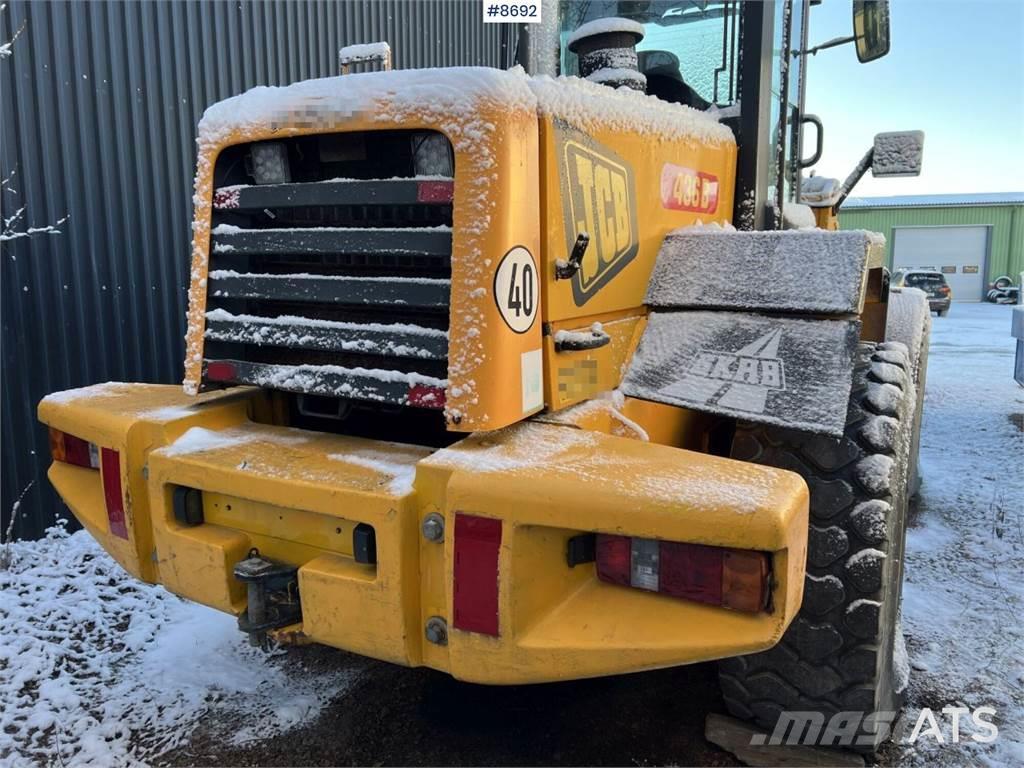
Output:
521,349,543,414
483,0,541,23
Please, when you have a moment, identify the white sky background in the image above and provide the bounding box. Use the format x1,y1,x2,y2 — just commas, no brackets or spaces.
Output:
803,0,1024,196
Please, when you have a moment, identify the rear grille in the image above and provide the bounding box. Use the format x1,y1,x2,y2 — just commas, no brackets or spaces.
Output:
202,131,454,411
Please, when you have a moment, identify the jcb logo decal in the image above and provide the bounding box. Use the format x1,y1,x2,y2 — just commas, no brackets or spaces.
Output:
558,127,639,306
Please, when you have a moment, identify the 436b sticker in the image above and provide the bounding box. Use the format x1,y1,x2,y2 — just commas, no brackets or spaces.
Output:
494,246,537,333
661,163,719,214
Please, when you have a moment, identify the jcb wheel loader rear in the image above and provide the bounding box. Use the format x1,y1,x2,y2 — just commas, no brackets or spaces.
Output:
39,0,928,754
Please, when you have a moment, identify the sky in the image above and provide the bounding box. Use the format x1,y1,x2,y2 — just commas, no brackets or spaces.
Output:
803,0,1024,196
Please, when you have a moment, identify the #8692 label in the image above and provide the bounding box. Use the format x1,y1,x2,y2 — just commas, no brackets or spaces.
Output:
483,0,541,23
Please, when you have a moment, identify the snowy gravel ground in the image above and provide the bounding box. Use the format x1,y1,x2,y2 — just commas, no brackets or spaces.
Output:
0,302,1020,767
891,301,1024,766
0,529,364,766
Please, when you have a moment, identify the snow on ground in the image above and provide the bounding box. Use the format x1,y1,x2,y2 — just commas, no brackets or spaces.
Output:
0,525,364,767
2,303,1021,767
894,302,1024,767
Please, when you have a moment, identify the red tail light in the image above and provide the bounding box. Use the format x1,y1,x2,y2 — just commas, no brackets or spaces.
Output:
659,540,724,605
595,534,631,587
939,285,951,295
100,448,129,540
596,534,771,613
48,428,99,469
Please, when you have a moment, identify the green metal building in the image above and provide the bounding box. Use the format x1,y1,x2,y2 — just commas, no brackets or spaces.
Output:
839,193,1024,301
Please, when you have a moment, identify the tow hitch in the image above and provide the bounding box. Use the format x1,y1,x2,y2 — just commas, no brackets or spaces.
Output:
233,548,302,646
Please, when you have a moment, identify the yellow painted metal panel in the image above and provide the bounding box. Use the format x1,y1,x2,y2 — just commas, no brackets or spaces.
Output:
537,110,737,326
39,386,809,684
543,311,647,410
38,384,252,582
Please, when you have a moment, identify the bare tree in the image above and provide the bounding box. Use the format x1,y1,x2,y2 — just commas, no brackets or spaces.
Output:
0,3,69,247
0,1,23,59
0,481,34,570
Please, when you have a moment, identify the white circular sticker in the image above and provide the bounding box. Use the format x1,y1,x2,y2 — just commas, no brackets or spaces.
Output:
493,246,538,334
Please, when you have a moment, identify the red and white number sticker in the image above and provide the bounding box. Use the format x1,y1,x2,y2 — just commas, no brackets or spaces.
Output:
660,164,719,214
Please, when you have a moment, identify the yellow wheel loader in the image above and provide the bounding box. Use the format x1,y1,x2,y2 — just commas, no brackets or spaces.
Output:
38,0,929,753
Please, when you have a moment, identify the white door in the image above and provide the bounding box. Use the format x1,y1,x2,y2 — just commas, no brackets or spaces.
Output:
892,226,988,301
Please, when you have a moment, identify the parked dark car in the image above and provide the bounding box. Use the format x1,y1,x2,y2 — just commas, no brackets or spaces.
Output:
892,269,952,315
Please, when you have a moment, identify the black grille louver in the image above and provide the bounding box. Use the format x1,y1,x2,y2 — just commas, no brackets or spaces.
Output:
202,131,454,411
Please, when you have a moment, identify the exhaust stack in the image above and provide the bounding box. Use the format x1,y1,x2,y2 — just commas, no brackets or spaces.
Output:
567,17,646,92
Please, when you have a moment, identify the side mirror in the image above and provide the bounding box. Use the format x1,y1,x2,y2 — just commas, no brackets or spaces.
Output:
832,129,924,209
853,0,891,63
872,130,925,177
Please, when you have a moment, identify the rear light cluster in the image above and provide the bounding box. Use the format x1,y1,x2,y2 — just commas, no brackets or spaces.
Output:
939,285,951,295
48,428,100,468
596,534,772,613
49,428,128,540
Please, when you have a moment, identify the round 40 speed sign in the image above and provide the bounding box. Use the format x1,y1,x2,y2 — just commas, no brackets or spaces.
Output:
493,246,538,334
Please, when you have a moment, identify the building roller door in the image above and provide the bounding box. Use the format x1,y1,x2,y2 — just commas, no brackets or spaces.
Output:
892,226,989,301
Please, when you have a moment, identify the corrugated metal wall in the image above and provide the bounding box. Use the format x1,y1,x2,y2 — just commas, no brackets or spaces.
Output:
840,204,1024,282
1,0,509,540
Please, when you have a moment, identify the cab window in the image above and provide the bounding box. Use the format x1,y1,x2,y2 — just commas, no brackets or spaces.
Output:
558,1,740,108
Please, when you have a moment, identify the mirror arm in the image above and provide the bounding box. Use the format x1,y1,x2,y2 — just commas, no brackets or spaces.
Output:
793,35,856,58
835,146,875,210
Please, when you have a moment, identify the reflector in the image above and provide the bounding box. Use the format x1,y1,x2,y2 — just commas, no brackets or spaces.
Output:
452,514,502,636
100,448,129,540
205,361,237,382
407,384,446,409
417,180,454,203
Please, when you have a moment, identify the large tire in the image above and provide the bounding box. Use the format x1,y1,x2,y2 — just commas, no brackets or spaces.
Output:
886,288,931,498
718,342,916,752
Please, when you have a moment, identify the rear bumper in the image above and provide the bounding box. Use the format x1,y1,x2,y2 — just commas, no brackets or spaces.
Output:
928,297,951,312
39,383,808,684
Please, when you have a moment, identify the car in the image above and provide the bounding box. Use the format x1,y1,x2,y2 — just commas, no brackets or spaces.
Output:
892,268,953,315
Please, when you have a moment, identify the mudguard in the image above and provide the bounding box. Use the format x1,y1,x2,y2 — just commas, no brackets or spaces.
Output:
621,311,861,436
622,228,884,437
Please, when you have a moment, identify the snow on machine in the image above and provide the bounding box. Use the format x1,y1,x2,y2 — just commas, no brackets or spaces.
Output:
40,0,929,753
